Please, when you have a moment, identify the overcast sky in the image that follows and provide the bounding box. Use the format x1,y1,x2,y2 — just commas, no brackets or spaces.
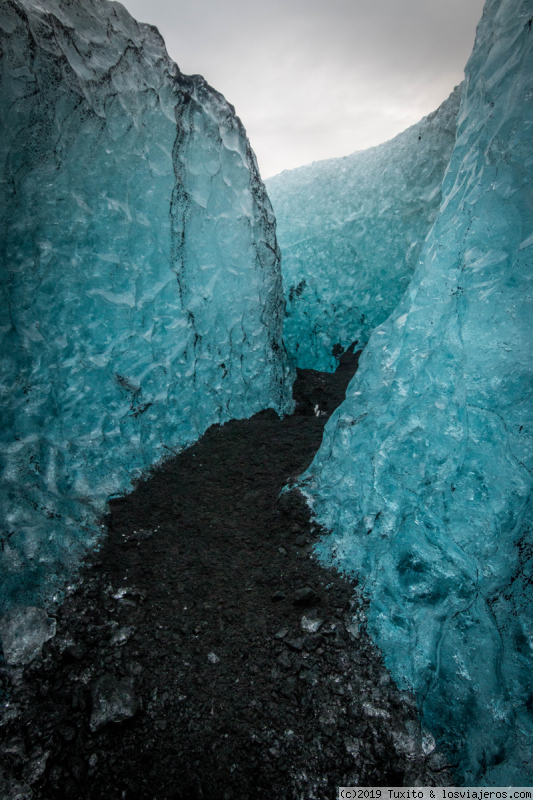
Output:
119,0,486,179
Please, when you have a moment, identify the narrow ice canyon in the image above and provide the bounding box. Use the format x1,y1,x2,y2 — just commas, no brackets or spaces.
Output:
0,0,532,790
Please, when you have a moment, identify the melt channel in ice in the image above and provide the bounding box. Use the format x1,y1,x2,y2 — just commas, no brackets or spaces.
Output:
266,85,461,372
299,0,533,784
0,0,293,614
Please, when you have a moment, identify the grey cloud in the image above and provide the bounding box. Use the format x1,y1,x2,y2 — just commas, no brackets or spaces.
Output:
118,0,486,177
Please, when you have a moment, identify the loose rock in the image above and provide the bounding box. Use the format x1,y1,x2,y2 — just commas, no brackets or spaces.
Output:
90,674,139,732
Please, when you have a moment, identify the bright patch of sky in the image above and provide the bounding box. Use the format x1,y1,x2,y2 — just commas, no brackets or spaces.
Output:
118,0,486,178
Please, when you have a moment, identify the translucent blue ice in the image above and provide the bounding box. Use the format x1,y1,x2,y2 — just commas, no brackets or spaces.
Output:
301,0,533,783
266,87,461,371
0,0,292,612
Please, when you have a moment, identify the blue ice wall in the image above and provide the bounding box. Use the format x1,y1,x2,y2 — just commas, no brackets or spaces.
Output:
301,0,533,784
0,0,292,612
266,87,461,372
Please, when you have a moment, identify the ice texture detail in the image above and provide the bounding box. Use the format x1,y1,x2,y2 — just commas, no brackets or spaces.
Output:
0,0,292,612
301,0,533,784
0,606,56,665
266,86,461,371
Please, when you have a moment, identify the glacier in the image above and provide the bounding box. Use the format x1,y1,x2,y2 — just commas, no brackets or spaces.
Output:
0,0,292,613
266,85,461,372
300,0,533,784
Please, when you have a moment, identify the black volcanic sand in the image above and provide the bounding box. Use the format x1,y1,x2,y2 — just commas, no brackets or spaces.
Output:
0,349,453,799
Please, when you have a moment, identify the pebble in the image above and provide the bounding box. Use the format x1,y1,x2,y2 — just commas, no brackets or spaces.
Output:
89,674,139,732
285,637,304,652
109,626,135,646
301,613,324,633
292,587,321,607
276,651,291,669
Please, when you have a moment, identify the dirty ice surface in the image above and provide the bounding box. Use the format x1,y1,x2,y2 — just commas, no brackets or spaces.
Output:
0,606,56,666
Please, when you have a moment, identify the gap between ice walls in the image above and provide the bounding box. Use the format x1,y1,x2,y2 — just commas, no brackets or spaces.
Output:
266,85,462,373
297,0,533,785
0,0,293,614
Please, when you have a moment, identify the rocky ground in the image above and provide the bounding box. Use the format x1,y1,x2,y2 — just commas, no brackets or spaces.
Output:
0,348,454,799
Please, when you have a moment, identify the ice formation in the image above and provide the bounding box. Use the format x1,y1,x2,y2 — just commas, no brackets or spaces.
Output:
302,0,533,783
0,606,56,665
0,0,292,613
266,86,461,372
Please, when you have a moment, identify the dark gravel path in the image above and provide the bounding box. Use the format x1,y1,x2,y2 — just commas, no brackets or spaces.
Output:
0,350,453,799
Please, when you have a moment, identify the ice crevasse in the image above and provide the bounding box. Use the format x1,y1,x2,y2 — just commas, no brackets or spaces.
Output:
266,84,462,372
300,0,533,783
0,0,293,612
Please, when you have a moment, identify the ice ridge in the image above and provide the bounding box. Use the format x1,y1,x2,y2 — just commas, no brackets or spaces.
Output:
300,0,533,783
0,0,292,613
266,85,461,372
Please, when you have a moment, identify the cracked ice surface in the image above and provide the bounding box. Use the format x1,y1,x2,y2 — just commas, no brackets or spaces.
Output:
0,0,292,612
301,0,533,783
266,85,461,371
